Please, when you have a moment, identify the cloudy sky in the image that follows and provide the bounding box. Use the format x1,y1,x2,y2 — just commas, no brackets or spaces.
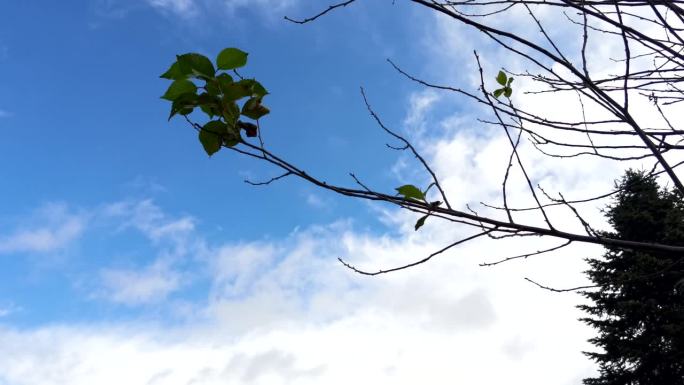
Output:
0,1,663,384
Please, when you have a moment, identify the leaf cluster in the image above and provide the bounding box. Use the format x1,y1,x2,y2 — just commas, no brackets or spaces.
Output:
160,48,270,156
493,70,514,99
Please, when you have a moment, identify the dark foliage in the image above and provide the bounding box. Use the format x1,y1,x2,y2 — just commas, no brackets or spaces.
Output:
580,170,684,385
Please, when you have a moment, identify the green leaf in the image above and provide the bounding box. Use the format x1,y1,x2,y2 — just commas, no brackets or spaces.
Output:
396,184,425,201
199,130,221,156
496,70,507,86
196,93,220,117
203,120,226,134
415,214,428,231
504,87,512,98
205,79,220,96
216,48,248,70
251,81,268,97
507,77,514,86
241,97,270,120
493,88,504,98
216,73,234,92
222,79,255,101
177,53,215,78
162,79,197,101
199,120,226,156
160,62,187,80
222,100,241,126
168,93,197,120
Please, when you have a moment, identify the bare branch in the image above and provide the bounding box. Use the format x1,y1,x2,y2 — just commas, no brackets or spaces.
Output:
284,0,357,24
338,229,494,276
480,240,573,267
244,172,292,186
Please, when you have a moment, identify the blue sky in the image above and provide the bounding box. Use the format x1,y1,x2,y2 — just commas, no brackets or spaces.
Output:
0,1,624,384
0,0,433,325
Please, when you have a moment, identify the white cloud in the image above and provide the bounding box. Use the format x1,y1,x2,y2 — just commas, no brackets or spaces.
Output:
103,199,196,245
304,192,332,210
403,89,439,137
0,194,599,384
145,0,298,18
99,262,183,305
0,218,598,384
0,302,20,318
93,200,201,305
147,0,196,16
0,203,86,254
220,0,297,11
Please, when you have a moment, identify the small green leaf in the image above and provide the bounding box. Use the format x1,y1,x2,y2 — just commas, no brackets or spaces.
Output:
493,88,504,98
196,93,219,117
396,184,425,201
162,79,197,101
177,53,215,78
251,81,268,97
415,214,428,231
203,120,226,134
507,77,514,86
241,97,270,120
198,92,216,105
222,80,255,101
504,87,512,98
160,62,187,80
217,48,248,70
199,120,226,156
199,130,221,156
205,79,220,96
496,70,507,86
222,100,240,126
216,73,234,92
168,92,197,119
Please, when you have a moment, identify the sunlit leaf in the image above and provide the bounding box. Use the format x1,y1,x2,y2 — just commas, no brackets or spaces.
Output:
177,53,215,78
217,48,248,70
396,184,425,201
160,62,187,80
496,70,507,86
162,79,197,101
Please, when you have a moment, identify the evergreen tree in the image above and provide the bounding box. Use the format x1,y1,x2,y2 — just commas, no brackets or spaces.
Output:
580,170,684,385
